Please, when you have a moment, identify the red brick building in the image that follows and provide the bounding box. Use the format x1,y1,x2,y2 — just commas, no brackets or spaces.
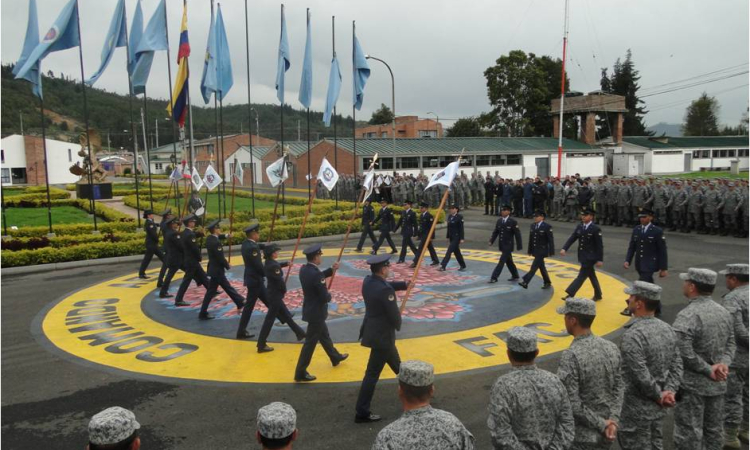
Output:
355,116,443,139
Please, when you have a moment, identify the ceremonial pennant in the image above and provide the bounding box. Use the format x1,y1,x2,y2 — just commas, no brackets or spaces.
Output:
266,156,289,188
317,157,339,192
203,164,222,191
426,161,460,190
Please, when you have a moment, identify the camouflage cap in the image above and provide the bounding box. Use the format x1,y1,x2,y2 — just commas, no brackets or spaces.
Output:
728,182,736,187
679,267,718,286
506,326,538,353
556,297,596,316
88,407,140,446
257,402,296,439
624,280,662,301
719,263,749,276
398,360,434,387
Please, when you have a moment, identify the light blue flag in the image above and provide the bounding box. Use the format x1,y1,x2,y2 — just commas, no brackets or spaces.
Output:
323,56,341,127
13,0,42,98
86,0,127,86
199,6,216,104
215,5,233,101
14,0,80,80
275,6,291,104
127,0,144,77
131,0,167,95
298,11,313,109
352,33,370,110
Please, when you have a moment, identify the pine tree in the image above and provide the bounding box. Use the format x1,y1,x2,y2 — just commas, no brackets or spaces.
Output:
683,93,720,136
610,50,651,136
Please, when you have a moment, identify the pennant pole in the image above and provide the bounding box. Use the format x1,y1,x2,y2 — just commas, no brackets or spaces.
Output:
140,106,155,210
328,154,378,288
244,0,256,218
228,156,238,262
122,6,142,229
399,148,465,313
161,180,173,214
38,95,54,235
163,0,182,217
279,4,286,219
266,153,286,243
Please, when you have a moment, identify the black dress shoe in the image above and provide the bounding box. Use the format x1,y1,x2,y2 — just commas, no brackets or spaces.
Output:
430,261,439,266
561,296,569,301
332,353,349,367
541,283,552,289
156,283,163,288
198,313,214,320
174,301,190,307
593,296,603,302
458,267,467,272
409,262,417,268
236,331,255,340
396,260,405,264
438,266,446,271
488,278,498,284
159,294,174,299
518,281,529,289
257,345,274,353
138,274,149,279
295,332,307,341
370,250,377,255
620,307,632,316
355,248,363,252
355,414,382,424
295,373,316,382
390,249,399,254
507,277,519,282
235,301,245,311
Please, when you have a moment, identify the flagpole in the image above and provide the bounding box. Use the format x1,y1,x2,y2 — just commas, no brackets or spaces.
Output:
163,0,182,217
306,8,312,201
279,4,286,219
267,175,283,243
331,17,338,209
351,21,356,210
219,97,227,219
214,96,221,219
399,148,465,313
228,156,238,261
328,155,378,289
140,105,155,210
74,0,98,232
38,96,54,235
123,6,142,229
244,0,256,218
161,180,173,213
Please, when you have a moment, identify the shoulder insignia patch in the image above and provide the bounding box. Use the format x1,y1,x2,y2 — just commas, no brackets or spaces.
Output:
192,238,196,243
321,278,326,284
598,233,602,236
388,294,395,301
252,251,258,256
177,235,181,239
275,269,281,274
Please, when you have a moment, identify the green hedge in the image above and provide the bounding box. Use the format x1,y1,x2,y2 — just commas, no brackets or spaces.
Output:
2,238,145,267
3,187,71,203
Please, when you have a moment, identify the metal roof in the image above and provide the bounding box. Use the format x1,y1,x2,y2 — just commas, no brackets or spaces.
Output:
237,145,273,159
623,136,749,149
268,141,313,157
316,137,597,156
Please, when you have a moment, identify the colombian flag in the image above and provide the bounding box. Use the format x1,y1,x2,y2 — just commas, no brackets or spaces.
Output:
167,5,190,127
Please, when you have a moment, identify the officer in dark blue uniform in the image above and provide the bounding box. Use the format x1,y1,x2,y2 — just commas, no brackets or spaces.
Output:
174,214,209,307
394,200,418,264
156,208,174,288
198,219,244,320
484,176,495,215
439,204,466,271
622,208,668,316
158,217,184,300
294,244,348,382
488,205,523,283
519,210,555,290
371,199,398,255
354,254,409,424
411,201,440,268
236,223,265,340
138,209,164,279
257,244,306,353
355,198,377,252
560,208,604,300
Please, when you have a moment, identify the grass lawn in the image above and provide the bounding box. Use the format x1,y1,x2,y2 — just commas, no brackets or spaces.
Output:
2,206,93,228
2,189,29,197
659,171,749,180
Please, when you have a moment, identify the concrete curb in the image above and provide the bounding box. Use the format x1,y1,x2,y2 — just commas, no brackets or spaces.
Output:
2,224,447,276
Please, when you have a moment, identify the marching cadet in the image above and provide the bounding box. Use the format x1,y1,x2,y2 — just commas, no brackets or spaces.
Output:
198,219,244,320
174,214,208,307
394,200,419,264
672,268,736,450
355,197,377,253
354,254,409,423
138,209,164,279
156,208,174,288
371,199,398,255
158,218,184,301
559,208,604,301
487,326,574,449
623,208,668,282
372,360,475,449
487,205,522,283
439,204,467,272
257,244,306,353
519,211,554,290
256,402,298,450
556,297,624,449
411,201,440,268
718,264,749,448
294,244,348,382
618,281,683,450
236,223,266,340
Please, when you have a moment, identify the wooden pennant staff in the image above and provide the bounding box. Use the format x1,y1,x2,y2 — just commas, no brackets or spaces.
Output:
161,180,174,214
327,153,379,289
228,156,239,262
399,148,465,313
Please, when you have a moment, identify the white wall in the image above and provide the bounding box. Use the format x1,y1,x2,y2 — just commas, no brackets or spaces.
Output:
692,156,749,171
564,155,604,177
650,152,685,174
1,135,27,169
1,134,84,185
224,147,263,185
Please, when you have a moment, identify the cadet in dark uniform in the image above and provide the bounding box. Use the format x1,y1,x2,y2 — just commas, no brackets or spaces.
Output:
355,254,409,423
156,208,174,288
439,205,466,271
138,209,164,279
236,223,265,340
411,201,439,268
174,214,208,307
394,200,418,264
158,217,184,301
371,199,398,255
257,243,306,353
294,244,348,382
560,208,604,301
624,208,668,283
484,176,495,215
199,219,244,320
519,210,555,290
355,198,377,252
488,205,523,283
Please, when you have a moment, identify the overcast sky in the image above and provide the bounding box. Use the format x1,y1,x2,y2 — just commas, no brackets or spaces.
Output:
2,0,749,131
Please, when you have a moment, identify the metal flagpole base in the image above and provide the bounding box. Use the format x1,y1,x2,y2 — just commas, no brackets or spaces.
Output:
280,215,287,221
46,233,56,238
91,230,101,235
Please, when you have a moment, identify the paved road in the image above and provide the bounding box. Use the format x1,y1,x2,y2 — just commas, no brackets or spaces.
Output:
2,208,747,449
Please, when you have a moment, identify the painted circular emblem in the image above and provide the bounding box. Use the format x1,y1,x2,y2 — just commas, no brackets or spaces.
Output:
35,248,629,384
43,26,59,43
206,174,216,184
323,168,334,182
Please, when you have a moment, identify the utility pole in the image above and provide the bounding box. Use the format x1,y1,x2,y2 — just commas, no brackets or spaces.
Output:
20,113,24,136
298,119,301,141
155,119,159,148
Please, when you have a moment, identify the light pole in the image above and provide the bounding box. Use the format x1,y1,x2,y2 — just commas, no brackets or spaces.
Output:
426,111,439,138
365,55,396,159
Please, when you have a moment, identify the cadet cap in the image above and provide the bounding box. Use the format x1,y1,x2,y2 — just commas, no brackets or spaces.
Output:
303,243,323,256
88,407,140,446
506,326,538,353
206,219,221,231
679,267,718,286
719,263,749,276
244,223,260,234
398,360,434,387
556,297,597,316
623,280,662,301
257,402,296,440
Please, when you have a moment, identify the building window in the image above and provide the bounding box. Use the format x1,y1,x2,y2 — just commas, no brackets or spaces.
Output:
727,149,736,157
381,132,387,138
396,157,419,169
692,150,700,158
68,148,72,162
738,149,749,157
155,163,163,170
476,155,491,166
365,132,376,138
419,130,437,138
379,158,394,169
713,149,728,158
1,150,4,164
1,168,9,183
506,155,521,165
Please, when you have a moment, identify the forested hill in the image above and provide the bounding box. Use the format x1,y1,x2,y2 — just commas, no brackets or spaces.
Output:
1,64,361,149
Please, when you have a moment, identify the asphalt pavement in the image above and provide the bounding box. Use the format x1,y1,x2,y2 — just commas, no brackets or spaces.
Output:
2,207,748,449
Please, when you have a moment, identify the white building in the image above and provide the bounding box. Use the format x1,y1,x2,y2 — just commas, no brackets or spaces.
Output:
222,145,271,186
1,134,84,186
618,136,749,175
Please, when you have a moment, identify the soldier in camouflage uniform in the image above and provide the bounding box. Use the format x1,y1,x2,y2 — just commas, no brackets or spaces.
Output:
256,402,298,449
686,182,705,233
487,326,575,449
673,182,689,232
372,360,475,450
392,176,403,206
552,179,564,220
564,184,579,222
703,182,722,235
672,268,736,450
605,179,620,226
617,179,633,227
618,281,683,450
557,298,624,449
651,180,671,228
719,182,744,237
593,178,608,225
742,181,749,237
631,179,649,222
719,264,749,448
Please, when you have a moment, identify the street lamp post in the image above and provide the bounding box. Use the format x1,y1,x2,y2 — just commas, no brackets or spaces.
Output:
365,55,396,160
426,111,439,138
